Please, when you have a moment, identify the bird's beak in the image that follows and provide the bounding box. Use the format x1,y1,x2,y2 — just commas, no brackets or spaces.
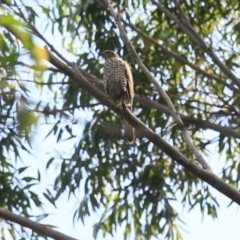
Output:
101,50,108,57
100,52,106,60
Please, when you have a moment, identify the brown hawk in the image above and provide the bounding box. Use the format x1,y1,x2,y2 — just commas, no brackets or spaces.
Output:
101,50,135,144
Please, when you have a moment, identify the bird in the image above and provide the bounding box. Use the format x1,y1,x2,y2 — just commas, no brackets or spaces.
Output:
101,50,135,144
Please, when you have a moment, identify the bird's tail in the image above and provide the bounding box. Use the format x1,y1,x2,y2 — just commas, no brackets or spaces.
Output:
122,118,135,144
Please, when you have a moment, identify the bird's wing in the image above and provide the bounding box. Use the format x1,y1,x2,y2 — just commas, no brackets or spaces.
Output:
123,61,134,106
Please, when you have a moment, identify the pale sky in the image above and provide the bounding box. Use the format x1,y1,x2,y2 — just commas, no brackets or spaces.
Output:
19,124,239,240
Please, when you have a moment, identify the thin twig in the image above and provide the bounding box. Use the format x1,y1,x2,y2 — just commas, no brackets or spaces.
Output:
151,0,240,89
6,78,69,85
105,0,212,171
12,2,70,66
16,61,60,73
38,103,102,115
120,19,240,93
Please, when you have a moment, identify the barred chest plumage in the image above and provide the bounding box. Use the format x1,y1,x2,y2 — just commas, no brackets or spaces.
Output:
101,50,135,144
103,58,128,105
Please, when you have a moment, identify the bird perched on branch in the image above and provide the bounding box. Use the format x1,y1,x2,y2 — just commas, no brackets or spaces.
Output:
101,50,135,144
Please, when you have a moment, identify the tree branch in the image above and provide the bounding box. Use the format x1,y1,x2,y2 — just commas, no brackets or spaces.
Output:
96,0,239,93
38,103,102,116
120,19,240,93
0,208,77,240
16,61,60,73
134,95,240,139
52,63,240,140
105,0,212,171
18,55,239,139
12,3,70,66
43,46,240,204
151,0,240,89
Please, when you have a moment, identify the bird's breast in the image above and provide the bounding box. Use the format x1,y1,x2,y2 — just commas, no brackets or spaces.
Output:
103,59,124,95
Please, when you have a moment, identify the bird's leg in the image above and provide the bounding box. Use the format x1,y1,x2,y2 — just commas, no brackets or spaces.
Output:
122,102,127,109
116,98,123,108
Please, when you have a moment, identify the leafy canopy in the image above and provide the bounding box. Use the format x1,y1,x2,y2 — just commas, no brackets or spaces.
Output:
0,0,240,239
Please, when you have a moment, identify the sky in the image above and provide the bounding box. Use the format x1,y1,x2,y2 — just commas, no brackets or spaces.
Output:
6,1,240,240
10,113,237,240
21,126,240,240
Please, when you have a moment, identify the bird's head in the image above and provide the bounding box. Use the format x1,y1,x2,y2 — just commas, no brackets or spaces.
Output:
101,50,120,60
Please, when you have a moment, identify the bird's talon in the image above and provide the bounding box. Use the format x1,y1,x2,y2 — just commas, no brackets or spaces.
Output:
116,101,122,108
122,103,127,109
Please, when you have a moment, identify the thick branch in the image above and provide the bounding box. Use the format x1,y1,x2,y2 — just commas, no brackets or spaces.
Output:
0,208,77,240
43,46,240,205
15,57,239,139
55,64,240,139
